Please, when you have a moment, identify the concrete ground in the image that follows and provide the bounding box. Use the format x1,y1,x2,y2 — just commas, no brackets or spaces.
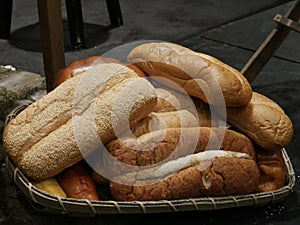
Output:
0,0,300,224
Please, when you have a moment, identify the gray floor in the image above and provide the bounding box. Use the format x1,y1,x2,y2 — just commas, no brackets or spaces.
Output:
1,0,300,224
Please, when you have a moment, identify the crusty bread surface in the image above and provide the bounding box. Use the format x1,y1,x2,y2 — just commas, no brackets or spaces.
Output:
128,42,252,107
227,92,293,151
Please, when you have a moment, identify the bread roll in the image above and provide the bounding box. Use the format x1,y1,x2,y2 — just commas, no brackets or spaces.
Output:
109,150,260,201
256,148,286,192
127,42,252,107
128,87,220,138
32,177,66,197
96,127,256,178
3,63,157,180
54,56,146,88
227,92,293,151
129,106,219,137
130,109,199,137
57,162,99,200
153,88,193,112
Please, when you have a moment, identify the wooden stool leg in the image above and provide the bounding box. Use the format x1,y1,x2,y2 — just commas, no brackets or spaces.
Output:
65,0,85,50
105,0,123,27
37,0,66,92
0,0,13,38
241,0,300,82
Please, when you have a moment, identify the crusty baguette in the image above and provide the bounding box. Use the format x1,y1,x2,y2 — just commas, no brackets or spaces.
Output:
127,42,252,107
227,92,293,151
3,63,157,180
109,150,260,201
98,127,256,178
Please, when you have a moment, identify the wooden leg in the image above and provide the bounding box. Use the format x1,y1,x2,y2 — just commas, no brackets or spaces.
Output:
241,0,300,82
105,0,123,27
0,0,13,38
65,0,85,50
37,0,66,92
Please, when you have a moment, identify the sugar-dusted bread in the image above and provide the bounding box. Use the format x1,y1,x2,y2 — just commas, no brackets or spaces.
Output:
3,63,157,180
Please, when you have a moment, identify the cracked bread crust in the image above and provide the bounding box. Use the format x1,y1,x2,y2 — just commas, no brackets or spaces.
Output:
109,157,260,201
227,92,293,152
103,127,256,177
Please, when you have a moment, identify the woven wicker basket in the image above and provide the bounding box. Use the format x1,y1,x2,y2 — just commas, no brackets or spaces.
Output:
3,104,296,216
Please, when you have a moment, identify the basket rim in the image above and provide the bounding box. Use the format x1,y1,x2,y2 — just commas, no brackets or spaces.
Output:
4,147,296,215
3,104,297,215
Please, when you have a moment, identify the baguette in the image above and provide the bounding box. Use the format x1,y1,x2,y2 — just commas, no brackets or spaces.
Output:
227,92,293,151
98,127,256,178
3,63,157,180
109,150,260,201
128,42,252,107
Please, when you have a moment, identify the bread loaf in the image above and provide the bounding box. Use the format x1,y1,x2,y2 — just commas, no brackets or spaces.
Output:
127,42,252,107
109,150,260,201
256,148,286,192
54,56,146,88
227,92,293,151
57,162,99,200
153,88,194,112
32,177,66,197
97,127,256,178
129,96,219,137
3,63,157,180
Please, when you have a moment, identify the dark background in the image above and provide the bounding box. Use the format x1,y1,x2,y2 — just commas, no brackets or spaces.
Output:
0,0,299,224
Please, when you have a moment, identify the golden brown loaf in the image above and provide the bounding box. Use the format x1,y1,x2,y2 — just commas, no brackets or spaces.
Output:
227,92,293,151
255,147,286,192
127,42,252,107
109,150,260,201
57,161,99,200
3,63,157,180
102,127,256,177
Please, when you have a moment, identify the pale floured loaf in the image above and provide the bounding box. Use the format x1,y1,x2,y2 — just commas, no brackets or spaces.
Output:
127,42,252,107
3,63,157,180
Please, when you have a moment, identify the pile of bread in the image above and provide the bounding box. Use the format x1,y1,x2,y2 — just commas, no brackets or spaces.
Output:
2,42,293,201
